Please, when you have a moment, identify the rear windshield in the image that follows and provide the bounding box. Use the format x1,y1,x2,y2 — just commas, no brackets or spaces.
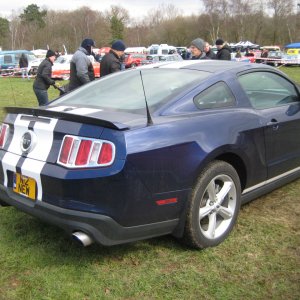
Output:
50,69,210,113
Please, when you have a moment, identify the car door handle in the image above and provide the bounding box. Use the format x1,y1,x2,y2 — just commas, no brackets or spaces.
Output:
267,119,279,130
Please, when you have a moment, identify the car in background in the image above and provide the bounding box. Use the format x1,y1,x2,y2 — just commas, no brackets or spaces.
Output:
93,47,111,62
0,50,36,76
51,54,100,79
142,54,183,65
0,61,299,249
124,53,147,68
281,55,300,66
286,49,300,56
265,51,284,67
29,57,45,76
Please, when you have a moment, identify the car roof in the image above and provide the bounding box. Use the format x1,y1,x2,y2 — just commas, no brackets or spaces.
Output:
0,50,34,55
140,60,273,74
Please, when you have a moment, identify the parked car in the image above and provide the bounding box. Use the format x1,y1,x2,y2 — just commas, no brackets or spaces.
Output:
264,51,284,67
51,54,100,79
281,53,300,66
286,48,300,56
0,50,36,76
142,54,183,65
0,61,299,249
29,57,44,76
124,53,147,68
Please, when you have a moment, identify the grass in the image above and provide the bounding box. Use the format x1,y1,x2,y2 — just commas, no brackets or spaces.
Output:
0,67,299,299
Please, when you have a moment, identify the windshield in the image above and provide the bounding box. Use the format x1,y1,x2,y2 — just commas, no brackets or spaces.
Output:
50,69,210,113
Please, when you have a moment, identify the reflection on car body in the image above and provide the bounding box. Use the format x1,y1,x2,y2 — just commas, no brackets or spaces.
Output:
0,60,299,249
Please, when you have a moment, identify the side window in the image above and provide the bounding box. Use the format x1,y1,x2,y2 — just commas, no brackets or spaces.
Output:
194,82,236,110
4,55,12,64
238,71,299,109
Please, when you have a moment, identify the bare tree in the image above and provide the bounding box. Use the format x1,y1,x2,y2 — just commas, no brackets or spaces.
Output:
268,0,294,44
201,0,230,43
2,3,299,52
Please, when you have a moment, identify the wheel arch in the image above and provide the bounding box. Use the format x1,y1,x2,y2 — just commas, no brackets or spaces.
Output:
173,151,247,239
215,152,247,192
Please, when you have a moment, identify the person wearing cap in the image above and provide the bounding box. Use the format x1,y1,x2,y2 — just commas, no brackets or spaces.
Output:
33,49,57,106
100,40,126,77
215,38,232,60
189,38,208,60
69,38,96,91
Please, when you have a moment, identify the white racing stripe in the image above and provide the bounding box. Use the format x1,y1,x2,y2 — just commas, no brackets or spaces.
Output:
21,159,45,201
27,118,58,161
1,152,19,187
2,114,58,201
48,106,102,115
47,106,75,112
64,108,103,115
158,60,208,68
7,114,31,156
139,60,206,69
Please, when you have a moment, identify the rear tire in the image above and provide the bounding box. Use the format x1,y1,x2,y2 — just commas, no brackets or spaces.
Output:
182,160,241,249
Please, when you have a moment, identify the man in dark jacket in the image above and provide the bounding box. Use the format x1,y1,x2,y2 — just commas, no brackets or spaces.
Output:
215,39,232,60
69,38,96,91
19,53,29,80
100,40,126,77
189,38,208,60
33,49,57,106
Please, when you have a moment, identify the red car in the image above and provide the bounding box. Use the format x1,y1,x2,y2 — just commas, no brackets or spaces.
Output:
124,53,147,68
51,55,100,79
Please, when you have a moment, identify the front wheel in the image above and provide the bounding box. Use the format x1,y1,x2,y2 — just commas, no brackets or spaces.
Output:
182,160,241,249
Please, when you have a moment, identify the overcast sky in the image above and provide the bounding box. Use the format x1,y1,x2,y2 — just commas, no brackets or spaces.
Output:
1,0,203,20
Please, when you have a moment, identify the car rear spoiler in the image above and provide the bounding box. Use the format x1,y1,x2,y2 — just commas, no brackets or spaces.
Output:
4,107,129,130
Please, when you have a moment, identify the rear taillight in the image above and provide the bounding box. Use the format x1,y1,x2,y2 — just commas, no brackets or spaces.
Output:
57,135,115,168
0,124,9,148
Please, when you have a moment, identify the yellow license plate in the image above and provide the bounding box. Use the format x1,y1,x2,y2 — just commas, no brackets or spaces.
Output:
13,173,36,201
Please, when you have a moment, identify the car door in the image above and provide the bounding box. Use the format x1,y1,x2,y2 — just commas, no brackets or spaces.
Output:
238,71,300,179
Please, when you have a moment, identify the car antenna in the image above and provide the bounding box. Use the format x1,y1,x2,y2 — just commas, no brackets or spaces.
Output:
139,70,153,126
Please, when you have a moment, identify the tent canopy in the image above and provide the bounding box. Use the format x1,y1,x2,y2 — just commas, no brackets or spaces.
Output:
284,42,300,48
233,41,260,48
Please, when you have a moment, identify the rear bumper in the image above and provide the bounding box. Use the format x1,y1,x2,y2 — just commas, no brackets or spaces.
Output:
0,185,178,246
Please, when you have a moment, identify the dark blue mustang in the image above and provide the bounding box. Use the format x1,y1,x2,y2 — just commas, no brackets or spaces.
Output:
0,60,299,248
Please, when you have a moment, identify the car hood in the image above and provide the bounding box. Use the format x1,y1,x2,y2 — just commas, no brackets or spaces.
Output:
5,106,149,130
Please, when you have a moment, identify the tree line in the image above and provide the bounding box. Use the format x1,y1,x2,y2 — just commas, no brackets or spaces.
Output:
0,0,299,53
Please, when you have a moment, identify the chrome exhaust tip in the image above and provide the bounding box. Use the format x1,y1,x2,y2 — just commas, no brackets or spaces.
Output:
72,231,93,247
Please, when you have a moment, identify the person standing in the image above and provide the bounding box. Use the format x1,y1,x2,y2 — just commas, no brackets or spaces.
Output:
215,39,232,60
33,49,57,106
19,53,29,80
100,40,126,77
204,42,216,59
189,38,207,60
69,38,96,91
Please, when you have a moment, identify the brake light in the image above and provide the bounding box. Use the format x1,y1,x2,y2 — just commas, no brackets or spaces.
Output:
58,136,74,164
75,140,92,166
0,124,9,148
58,135,115,168
98,142,113,164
